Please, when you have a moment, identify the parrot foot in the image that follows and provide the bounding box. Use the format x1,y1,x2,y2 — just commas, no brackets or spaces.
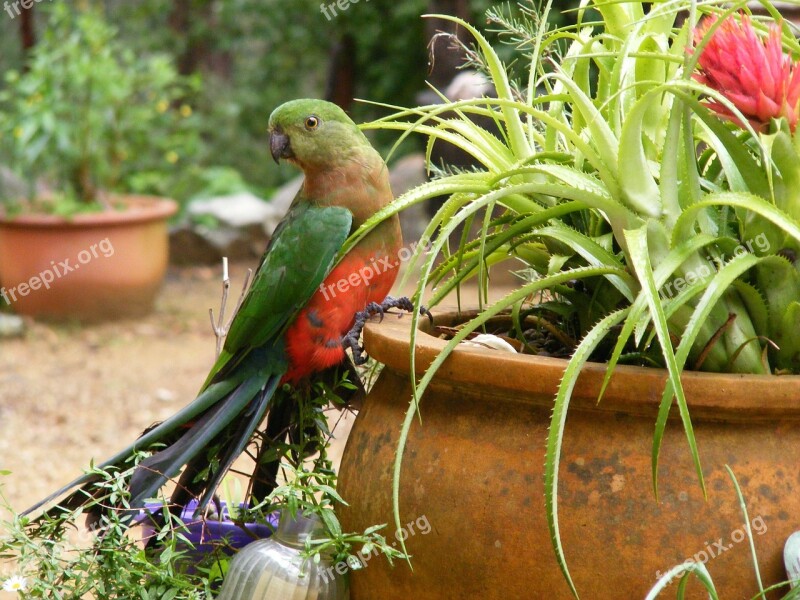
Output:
343,296,432,365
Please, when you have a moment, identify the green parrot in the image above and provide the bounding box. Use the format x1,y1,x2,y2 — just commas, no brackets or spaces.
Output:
25,99,408,519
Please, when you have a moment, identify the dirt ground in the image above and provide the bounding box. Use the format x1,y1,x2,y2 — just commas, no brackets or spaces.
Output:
0,262,295,516
0,259,514,587
0,254,520,600
0,258,510,514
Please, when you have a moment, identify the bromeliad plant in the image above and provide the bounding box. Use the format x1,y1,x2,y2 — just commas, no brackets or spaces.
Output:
340,0,800,595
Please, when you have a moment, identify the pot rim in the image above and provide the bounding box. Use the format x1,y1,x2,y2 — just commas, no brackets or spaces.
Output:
0,195,178,228
363,306,800,421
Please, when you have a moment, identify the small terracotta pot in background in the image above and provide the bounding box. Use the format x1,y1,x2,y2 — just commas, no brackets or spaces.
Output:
338,309,800,599
0,196,177,321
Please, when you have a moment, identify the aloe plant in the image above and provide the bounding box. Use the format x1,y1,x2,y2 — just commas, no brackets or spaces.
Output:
339,0,800,596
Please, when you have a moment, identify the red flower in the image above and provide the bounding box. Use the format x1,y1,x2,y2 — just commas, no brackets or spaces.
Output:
693,14,800,132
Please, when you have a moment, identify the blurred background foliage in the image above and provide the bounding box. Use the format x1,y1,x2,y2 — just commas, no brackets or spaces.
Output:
0,0,580,205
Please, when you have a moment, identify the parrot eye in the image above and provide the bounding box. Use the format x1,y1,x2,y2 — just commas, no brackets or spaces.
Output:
305,116,320,130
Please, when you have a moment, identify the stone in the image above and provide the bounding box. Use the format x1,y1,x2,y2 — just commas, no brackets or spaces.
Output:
170,221,265,265
187,191,278,229
170,187,298,265
262,176,302,235
168,160,432,265
0,313,25,338
445,70,494,101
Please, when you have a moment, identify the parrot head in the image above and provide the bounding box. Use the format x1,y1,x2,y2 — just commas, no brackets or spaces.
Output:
268,99,371,170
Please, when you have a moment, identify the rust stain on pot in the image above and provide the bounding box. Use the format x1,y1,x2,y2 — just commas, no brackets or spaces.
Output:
758,484,778,502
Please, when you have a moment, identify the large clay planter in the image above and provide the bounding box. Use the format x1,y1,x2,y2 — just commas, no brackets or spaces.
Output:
0,196,177,321
338,309,800,599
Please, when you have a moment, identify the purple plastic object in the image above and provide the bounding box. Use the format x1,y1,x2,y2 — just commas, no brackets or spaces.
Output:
137,500,278,559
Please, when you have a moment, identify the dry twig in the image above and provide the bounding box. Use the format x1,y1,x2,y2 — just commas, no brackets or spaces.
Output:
209,257,252,358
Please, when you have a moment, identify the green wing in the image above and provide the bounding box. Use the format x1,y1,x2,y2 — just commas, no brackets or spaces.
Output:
202,201,353,388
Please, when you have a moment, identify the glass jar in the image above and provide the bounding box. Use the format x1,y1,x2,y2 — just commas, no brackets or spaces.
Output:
216,510,348,600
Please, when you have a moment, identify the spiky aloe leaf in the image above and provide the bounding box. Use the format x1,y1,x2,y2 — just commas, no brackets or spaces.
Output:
672,88,770,197
524,224,636,300
644,561,719,600
617,82,668,220
597,233,718,402
674,192,800,249
730,279,769,337
624,225,706,500
544,308,629,598
339,175,489,260
423,14,531,160
757,255,800,370
549,71,620,190
725,465,767,599
652,252,764,500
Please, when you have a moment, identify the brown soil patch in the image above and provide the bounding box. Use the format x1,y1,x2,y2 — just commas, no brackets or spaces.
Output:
0,264,253,516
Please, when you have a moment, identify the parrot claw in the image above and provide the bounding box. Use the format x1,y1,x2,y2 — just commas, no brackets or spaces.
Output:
343,296,432,365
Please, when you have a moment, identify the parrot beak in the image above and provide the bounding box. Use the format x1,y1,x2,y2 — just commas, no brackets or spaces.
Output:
269,128,293,164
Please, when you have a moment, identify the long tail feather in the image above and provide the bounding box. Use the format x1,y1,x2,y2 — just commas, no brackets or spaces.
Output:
249,393,295,503
24,345,286,519
128,374,278,510
21,379,239,517
194,375,282,512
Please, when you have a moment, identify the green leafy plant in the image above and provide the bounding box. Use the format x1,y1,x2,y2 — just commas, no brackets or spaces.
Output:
0,4,200,213
338,0,800,595
0,371,403,597
266,461,407,570
0,460,221,599
256,376,409,569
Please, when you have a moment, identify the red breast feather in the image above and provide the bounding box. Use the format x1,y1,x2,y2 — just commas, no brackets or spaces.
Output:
282,246,401,383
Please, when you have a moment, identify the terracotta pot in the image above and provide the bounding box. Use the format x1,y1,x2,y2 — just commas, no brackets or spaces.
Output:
0,196,177,321
338,309,800,599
